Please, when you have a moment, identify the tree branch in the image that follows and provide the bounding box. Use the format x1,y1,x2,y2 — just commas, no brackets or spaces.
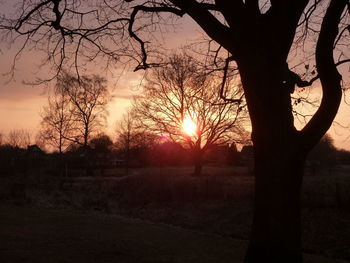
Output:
14,0,52,31
300,0,347,151
265,0,309,60
286,59,350,91
170,0,235,53
129,4,185,70
219,55,243,103
245,0,260,15
215,0,245,27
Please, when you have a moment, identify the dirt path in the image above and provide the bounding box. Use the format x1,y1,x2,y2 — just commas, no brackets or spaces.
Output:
0,204,347,263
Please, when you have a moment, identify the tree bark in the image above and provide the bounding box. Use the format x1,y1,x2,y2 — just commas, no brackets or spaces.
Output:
238,1,346,260
237,53,307,262
244,139,305,263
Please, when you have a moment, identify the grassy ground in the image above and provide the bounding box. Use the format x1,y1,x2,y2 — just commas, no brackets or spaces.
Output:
1,165,350,262
0,203,245,263
0,204,348,263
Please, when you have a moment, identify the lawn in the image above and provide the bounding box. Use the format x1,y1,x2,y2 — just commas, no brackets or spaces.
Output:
0,203,246,263
1,165,350,262
0,204,348,263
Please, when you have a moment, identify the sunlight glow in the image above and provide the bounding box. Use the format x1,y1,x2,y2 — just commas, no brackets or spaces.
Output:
182,116,197,136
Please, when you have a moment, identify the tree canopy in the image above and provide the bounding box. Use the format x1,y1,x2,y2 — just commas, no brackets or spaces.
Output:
40,72,111,151
133,53,248,174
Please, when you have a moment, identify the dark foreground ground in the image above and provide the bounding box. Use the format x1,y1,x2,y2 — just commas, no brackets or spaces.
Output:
0,204,349,263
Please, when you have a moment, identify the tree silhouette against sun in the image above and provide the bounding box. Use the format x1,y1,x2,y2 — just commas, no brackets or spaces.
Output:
133,53,248,176
1,1,349,262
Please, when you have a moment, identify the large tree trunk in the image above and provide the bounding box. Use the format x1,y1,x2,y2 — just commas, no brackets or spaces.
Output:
244,138,305,263
239,1,345,260
174,0,345,262
238,55,307,262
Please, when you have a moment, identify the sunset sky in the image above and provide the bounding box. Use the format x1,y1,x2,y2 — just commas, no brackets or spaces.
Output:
1,2,350,150
0,8,204,146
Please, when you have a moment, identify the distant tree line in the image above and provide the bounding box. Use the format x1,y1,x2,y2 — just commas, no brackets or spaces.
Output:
14,54,346,176
1,126,349,178
29,54,250,175
2,54,350,175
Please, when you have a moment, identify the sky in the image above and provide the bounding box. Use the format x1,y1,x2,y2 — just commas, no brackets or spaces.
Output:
1,2,350,150
0,10,203,145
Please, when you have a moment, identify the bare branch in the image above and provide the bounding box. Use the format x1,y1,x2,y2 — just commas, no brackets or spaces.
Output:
301,0,348,150
219,55,242,103
169,0,234,53
128,4,184,70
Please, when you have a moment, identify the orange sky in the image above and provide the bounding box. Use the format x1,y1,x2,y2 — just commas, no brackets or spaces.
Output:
0,9,350,150
0,13,203,145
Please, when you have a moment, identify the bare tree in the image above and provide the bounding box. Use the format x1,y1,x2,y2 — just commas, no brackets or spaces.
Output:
40,73,111,151
2,0,350,261
40,90,74,154
133,53,248,175
115,109,144,170
7,129,31,149
34,132,48,152
56,73,111,147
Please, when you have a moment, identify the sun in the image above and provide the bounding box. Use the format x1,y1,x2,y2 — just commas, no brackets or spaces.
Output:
182,116,197,136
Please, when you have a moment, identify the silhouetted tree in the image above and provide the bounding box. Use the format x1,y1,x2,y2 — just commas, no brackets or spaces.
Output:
115,111,162,167
2,1,350,261
0,144,23,176
56,73,111,147
307,133,337,168
89,133,113,153
33,132,48,152
115,110,142,170
134,53,248,175
150,140,189,166
0,132,3,146
40,89,74,154
133,132,161,166
7,129,31,149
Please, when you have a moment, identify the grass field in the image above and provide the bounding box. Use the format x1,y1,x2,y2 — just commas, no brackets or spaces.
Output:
0,204,348,263
0,203,246,263
1,165,350,261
